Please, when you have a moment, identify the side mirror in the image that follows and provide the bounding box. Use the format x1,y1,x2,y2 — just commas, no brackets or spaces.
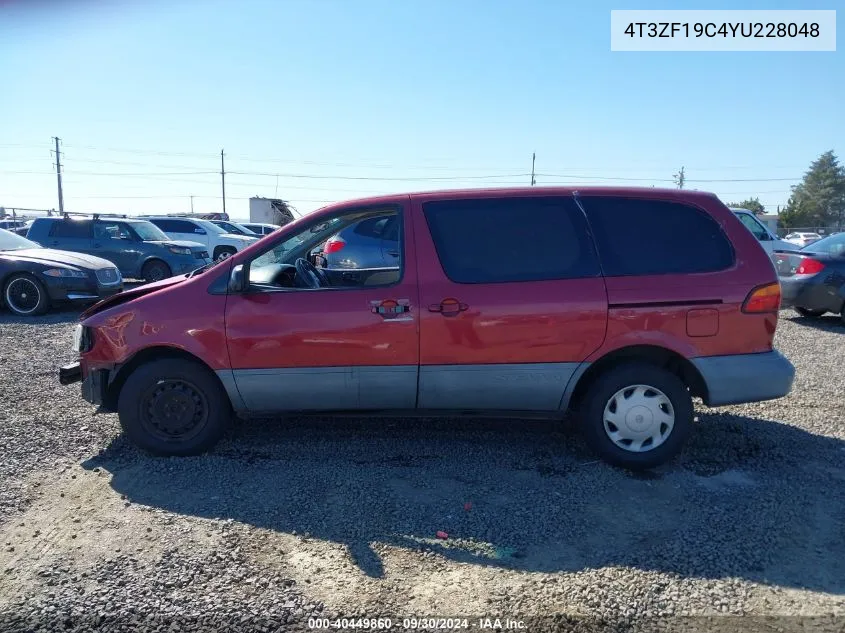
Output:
228,264,246,293
758,232,770,241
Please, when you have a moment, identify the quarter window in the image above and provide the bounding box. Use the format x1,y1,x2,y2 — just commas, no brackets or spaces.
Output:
581,197,735,277
423,196,601,284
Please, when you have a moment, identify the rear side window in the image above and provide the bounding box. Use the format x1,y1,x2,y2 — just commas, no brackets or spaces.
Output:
151,219,199,233
423,196,600,284
581,197,734,277
49,220,92,239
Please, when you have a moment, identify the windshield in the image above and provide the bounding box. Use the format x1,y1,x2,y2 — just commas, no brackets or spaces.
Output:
0,228,40,251
802,232,845,254
132,221,171,242
202,221,226,234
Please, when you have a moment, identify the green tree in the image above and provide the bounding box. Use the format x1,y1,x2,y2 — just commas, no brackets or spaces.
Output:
727,197,766,216
779,150,845,230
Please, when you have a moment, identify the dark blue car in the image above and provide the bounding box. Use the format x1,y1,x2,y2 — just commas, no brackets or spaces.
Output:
27,216,212,282
775,231,845,324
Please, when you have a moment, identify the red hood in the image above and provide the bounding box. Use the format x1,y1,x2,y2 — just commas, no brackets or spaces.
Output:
80,275,188,321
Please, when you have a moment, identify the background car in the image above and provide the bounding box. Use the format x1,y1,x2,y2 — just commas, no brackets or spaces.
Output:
143,216,258,260
27,215,211,283
776,231,845,323
210,220,259,237
783,232,823,248
240,222,280,236
0,228,123,316
731,209,800,255
314,214,400,270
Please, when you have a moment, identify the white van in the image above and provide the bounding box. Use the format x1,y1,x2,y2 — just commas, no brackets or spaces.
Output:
731,209,799,255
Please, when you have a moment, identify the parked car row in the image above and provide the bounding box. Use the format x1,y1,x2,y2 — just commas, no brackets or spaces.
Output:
58,186,796,471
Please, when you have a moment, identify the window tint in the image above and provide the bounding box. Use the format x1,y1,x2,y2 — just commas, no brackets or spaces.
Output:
423,196,600,284
151,219,198,233
50,220,92,239
582,197,734,277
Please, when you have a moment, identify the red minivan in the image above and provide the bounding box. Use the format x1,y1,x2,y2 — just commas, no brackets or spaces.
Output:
59,187,795,469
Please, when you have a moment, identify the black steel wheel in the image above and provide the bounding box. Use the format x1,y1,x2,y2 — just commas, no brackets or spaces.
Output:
118,358,231,456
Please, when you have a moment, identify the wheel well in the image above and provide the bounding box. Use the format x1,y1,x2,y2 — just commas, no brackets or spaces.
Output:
105,346,226,411
141,258,170,273
212,245,236,259
568,345,708,411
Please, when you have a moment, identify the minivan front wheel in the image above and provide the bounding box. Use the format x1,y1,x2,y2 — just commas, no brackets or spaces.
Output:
117,359,231,456
579,363,693,470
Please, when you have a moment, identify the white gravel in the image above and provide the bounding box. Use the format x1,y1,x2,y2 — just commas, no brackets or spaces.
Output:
0,308,843,633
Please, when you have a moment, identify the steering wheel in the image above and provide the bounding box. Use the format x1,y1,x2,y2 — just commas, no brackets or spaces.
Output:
295,257,330,289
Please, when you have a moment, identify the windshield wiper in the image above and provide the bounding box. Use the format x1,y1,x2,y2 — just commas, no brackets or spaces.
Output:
186,261,216,278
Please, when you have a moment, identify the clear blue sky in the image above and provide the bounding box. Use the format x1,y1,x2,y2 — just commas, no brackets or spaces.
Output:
0,0,841,219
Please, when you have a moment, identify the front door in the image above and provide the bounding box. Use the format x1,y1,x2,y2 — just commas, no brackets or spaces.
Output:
90,221,143,275
413,194,608,411
224,201,419,413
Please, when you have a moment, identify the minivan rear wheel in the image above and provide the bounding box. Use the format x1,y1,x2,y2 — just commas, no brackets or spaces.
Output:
117,358,231,456
579,363,693,470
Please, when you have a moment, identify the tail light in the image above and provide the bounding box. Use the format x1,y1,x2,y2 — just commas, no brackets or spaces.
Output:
323,237,345,254
795,258,825,275
742,282,781,314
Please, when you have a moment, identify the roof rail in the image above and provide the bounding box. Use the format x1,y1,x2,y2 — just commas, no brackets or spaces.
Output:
60,211,129,220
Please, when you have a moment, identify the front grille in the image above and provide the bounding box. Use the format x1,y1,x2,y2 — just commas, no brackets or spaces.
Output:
96,268,121,285
195,251,209,259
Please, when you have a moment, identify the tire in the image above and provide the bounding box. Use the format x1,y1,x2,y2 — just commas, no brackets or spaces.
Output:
3,273,50,316
213,246,236,262
795,306,826,318
117,358,231,456
578,362,694,471
141,259,171,283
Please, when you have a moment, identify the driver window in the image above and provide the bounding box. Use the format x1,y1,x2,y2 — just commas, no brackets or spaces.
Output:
247,208,403,291
94,222,132,240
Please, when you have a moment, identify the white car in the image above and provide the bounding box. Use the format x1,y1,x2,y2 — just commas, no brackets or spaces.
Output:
240,222,281,236
144,216,259,261
731,209,800,255
783,231,822,248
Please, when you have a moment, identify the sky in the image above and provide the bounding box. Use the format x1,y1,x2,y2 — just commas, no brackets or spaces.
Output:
0,0,841,221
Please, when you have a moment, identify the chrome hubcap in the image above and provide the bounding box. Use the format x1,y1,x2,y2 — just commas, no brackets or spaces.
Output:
603,385,675,453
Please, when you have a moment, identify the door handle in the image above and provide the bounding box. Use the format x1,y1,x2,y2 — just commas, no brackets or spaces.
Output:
50,241,60,247
386,250,399,257
428,298,468,317
93,242,102,248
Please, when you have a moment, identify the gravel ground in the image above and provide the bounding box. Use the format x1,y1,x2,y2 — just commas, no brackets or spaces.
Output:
0,308,843,633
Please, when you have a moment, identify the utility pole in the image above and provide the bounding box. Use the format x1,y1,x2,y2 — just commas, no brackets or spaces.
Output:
673,166,686,189
190,195,195,214
530,153,536,186
220,149,226,216
53,137,65,212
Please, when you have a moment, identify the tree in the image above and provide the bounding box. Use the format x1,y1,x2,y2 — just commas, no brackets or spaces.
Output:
779,150,845,230
727,197,766,216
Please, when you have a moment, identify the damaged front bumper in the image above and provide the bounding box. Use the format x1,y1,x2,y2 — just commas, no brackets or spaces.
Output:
58,363,109,407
